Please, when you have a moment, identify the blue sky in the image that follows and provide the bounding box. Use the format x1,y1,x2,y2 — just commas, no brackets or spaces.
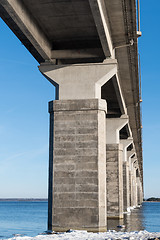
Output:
0,1,159,198
139,0,160,198
0,18,55,198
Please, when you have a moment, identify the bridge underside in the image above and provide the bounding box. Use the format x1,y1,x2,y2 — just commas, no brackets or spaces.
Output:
0,0,143,231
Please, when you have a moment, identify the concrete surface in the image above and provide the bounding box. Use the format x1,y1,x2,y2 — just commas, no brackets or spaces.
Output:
48,99,107,231
106,144,123,219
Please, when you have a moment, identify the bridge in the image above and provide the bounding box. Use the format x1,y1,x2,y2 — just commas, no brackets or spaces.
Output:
0,0,143,232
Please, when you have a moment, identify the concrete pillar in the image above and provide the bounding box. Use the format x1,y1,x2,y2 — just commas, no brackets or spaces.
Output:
127,150,134,208
137,176,141,205
39,62,118,232
140,183,144,203
129,168,132,207
134,169,138,207
130,157,138,207
134,166,139,207
136,167,144,205
130,160,134,207
48,99,107,232
123,161,129,211
106,115,128,219
140,181,144,203
120,138,133,213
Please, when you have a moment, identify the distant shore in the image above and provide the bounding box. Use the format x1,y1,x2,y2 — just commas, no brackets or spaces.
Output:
1,198,160,202
145,197,160,202
0,198,48,202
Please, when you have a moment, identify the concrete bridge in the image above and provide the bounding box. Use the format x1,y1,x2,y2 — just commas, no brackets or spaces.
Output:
0,0,143,232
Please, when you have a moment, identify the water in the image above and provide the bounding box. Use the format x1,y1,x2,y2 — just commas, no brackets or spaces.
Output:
108,202,160,232
0,201,160,239
142,202,160,232
0,201,48,239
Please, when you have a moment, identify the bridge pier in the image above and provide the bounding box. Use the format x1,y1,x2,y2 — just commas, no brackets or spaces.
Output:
130,156,138,208
139,181,143,203
48,99,107,232
136,168,143,205
130,162,135,207
127,150,135,208
123,161,130,212
106,116,128,219
106,143,123,219
40,62,119,231
137,175,141,205
121,139,133,213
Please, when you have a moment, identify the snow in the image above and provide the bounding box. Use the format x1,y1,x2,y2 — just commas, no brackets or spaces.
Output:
6,230,160,240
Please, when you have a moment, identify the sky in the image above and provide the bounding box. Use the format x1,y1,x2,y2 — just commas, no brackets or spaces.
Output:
0,18,55,198
139,0,160,198
0,1,159,199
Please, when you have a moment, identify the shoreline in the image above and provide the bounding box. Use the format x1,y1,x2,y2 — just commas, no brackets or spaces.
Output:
0,198,48,202
5,230,160,240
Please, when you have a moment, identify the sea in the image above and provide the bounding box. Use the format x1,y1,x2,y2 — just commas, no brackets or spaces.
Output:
0,201,160,239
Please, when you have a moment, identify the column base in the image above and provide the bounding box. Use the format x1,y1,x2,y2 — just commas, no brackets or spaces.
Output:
51,226,107,233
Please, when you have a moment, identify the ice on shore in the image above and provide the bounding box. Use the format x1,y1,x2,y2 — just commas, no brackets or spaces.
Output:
6,230,160,240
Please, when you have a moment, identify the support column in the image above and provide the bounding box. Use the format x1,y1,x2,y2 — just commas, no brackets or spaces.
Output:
140,182,144,203
130,160,135,207
106,115,128,219
136,169,143,205
137,175,141,205
130,156,138,207
39,60,118,232
123,161,129,211
134,172,138,207
127,149,135,208
120,138,133,213
48,99,107,232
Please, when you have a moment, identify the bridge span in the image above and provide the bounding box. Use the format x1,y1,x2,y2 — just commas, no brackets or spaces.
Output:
0,0,143,232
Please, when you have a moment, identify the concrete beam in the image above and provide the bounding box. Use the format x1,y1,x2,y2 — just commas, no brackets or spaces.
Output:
112,73,127,115
127,148,136,159
0,0,51,61
106,115,128,144
51,48,104,60
89,0,113,57
39,59,118,100
120,138,133,162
